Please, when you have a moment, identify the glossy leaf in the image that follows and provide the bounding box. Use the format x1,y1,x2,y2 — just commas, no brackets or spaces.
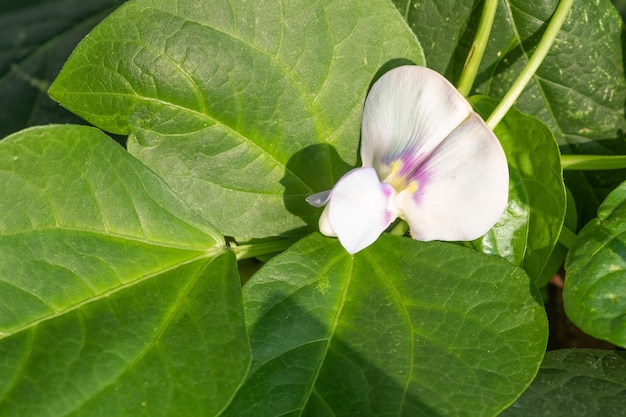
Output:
395,0,626,222
0,0,127,138
501,349,626,417
564,180,626,347
0,125,249,416
226,233,548,417
471,96,565,284
49,0,425,240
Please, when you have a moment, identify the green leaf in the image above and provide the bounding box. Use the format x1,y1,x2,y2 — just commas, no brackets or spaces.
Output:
0,125,249,416
564,180,626,348
48,0,425,240
226,233,547,417
0,0,127,138
500,349,626,417
470,96,565,284
395,0,626,222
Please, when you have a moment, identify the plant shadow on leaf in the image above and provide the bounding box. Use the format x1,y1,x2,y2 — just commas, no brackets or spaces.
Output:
476,19,546,90
227,287,442,417
281,144,352,233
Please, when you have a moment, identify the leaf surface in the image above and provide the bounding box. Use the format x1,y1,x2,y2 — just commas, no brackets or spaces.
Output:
0,125,249,416
226,233,548,417
471,96,565,283
501,349,626,417
49,0,425,239
0,0,127,138
564,180,626,347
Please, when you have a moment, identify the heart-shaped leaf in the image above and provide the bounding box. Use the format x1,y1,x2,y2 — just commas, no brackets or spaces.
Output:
48,0,425,240
226,233,547,417
564,180,626,347
0,125,249,416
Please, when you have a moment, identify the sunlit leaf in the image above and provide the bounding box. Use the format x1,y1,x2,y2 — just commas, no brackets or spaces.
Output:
0,125,249,416
226,233,547,417
49,0,425,240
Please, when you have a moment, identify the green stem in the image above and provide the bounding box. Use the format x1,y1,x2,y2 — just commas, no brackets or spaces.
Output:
457,0,498,97
558,224,577,250
485,0,574,130
561,154,626,170
389,220,409,236
229,238,299,260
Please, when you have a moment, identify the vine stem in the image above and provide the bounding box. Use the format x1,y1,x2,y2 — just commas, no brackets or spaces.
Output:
561,154,626,170
485,0,574,130
457,0,498,97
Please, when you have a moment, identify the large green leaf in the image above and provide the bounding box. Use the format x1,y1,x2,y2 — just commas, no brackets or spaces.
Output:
226,233,547,417
0,125,249,416
501,349,626,417
471,96,565,283
0,0,127,138
394,0,626,222
48,0,425,240
564,180,626,348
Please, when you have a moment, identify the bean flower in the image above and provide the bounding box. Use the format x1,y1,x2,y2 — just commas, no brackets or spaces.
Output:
307,65,509,254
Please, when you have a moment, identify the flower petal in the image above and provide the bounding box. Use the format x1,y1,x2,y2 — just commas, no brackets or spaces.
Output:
397,114,509,241
325,167,398,254
361,65,473,179
306,190,331,207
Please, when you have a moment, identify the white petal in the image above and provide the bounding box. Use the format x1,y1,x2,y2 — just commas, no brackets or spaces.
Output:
361,65,473,178
326,167,398,254
396,114,509,241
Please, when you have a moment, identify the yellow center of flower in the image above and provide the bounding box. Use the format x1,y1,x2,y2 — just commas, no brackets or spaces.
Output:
386,160,419,194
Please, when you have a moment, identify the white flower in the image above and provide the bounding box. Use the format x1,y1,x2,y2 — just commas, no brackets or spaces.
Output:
307,65,509,254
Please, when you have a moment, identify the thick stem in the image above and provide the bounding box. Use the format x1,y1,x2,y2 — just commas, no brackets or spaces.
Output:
457,0,498,97
486,0,574,129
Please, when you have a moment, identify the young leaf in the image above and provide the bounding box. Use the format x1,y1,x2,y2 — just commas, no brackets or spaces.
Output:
396,0,626,222
0,125,249,416
226,233,548,417
48,0,426,240
0,0,126,138
564,180,626,347
501,349,626,417
471,96,565,284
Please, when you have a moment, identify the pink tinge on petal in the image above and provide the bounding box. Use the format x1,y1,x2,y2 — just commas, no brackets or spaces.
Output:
397,114,509,242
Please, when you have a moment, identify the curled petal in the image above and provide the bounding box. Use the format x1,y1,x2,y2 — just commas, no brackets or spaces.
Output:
321,167,398,254
396,114,509,241
306,190,331,207
361,65,473,178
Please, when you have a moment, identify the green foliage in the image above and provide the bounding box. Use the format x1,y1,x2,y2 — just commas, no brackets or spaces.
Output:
1,0,626,415
396,0,626,222
565,180,626,347
226,233,546,416
48,0,425,240
0,125,249,415
471,96,565,284
501,349,626,417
